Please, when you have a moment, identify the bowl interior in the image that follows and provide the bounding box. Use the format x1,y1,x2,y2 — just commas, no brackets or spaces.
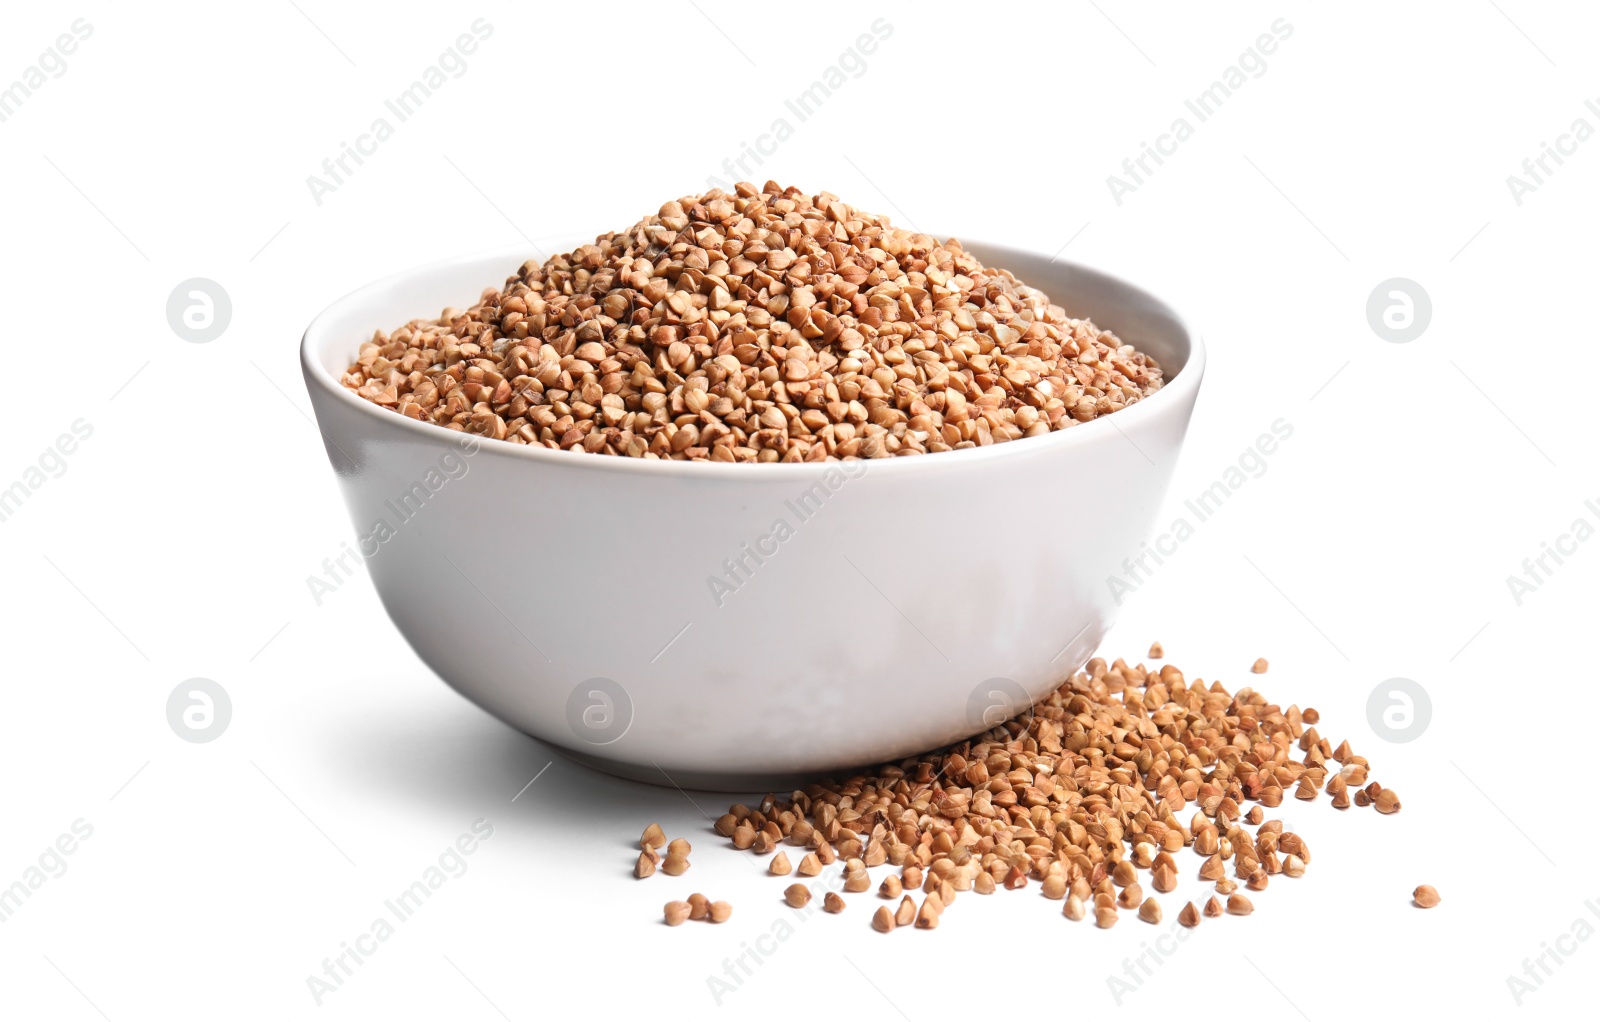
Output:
960,240,1193,378
305,237,1198,421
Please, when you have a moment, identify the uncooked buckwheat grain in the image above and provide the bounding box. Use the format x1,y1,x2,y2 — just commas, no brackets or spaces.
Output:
683,647,1410,933
346,183,1164,461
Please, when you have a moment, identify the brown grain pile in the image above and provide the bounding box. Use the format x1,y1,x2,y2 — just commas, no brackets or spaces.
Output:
343,182,1164,462
708,651,1399,930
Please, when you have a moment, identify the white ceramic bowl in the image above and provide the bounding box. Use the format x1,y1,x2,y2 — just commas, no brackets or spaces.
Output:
302,240,1204,790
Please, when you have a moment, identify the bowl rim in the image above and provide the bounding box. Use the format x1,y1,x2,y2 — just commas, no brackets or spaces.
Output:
301,239,1206,479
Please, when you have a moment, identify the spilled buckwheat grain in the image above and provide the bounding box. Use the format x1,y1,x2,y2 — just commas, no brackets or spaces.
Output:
683,648,1406,932
344,183,1163,461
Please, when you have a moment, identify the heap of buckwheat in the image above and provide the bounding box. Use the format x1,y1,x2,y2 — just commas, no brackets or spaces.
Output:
698,651,1402,930
344,183,1163,461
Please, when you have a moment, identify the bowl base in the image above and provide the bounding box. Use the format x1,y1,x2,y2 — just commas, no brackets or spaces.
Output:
554,744,847,795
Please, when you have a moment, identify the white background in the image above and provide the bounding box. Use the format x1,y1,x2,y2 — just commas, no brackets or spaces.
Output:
2,1,1595,1017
